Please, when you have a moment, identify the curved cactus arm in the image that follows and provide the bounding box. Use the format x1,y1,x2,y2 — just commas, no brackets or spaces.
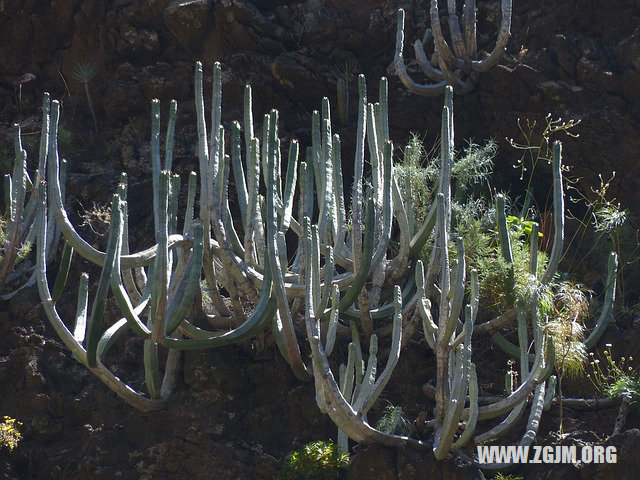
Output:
394,9,447,96
51,242,74,303
353,334,378,410
386,176,411,280
85,194,123,368
221,150,247,260
585,252,617,350
417,260,437,350
96,318,130,360
111,259,151,338
46,103,186,269
520,381,546,447
230,121,248,225
164,263,276,349
473,398,527,445
490,299,535,363
474,307,517,335
35,182,162,412
413,39,445,82
266,119,311,381
475,381,547,468
305,281,427,448
462,338,554,422
541,143,565,284
357,286,403,415
470,0,512,73
408,198,438,258
143,336,161,399
165,224,204,334
451,363,478,449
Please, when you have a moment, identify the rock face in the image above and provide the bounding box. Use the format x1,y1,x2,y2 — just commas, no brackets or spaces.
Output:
164,0,213,48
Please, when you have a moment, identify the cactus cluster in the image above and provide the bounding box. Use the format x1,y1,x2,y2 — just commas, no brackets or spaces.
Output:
18,61,619,465
394,0,512,95
1,93,66,299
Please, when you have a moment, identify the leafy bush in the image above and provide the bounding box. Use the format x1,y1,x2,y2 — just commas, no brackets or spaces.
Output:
280,441,349,480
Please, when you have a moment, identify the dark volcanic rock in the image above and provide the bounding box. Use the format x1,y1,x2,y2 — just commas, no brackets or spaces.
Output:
164,0,213,49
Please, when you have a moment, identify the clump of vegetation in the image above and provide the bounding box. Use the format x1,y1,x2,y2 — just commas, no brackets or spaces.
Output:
280,440,349,480
588,344,639,403
71,60,99,133
78,201,112,237
494,473,524,480
0,218,32,266
0,416,22,451
374,405,413,436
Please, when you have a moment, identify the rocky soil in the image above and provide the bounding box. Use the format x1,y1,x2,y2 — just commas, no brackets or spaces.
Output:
2,0,640,478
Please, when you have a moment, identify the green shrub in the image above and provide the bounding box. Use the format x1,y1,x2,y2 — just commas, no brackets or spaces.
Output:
280,441,349,480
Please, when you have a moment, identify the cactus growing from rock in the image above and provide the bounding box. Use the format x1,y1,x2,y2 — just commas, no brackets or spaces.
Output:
32,61,621,468
394,0,512,96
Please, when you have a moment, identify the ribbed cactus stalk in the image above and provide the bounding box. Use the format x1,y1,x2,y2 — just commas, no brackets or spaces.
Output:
394,0,512,95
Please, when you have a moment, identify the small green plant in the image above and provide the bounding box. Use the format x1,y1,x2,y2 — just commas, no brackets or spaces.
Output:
494,473,524,480
588,344,639,402
0,218,31,266
280,441,349,480
374,405,413,436
71,60,99,133
0,416,22,451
